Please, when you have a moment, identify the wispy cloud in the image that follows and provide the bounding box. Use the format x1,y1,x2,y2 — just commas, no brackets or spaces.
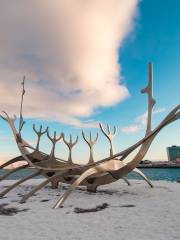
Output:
121,108,166,134
120,124,141,134
0,136,11,142
135,107,166,126
0,0,138,127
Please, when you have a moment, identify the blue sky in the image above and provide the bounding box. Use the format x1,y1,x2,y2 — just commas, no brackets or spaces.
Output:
0,0,179,163
120,0,180,159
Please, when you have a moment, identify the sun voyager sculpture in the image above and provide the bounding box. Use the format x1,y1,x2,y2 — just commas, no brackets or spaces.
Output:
0,63,179,209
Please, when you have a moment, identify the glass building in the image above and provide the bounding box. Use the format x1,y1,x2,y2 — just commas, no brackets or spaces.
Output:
167,146,180,162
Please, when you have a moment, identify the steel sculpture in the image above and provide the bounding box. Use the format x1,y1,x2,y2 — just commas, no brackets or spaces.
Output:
0,63,179,209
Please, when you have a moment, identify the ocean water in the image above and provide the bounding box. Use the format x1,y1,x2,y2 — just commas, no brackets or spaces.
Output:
128,168,180,182
0,168,180,182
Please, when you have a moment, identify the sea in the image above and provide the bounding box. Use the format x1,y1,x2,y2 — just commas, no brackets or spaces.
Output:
0,168,180,182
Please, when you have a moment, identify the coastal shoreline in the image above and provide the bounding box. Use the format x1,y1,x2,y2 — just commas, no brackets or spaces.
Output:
138,165,180,168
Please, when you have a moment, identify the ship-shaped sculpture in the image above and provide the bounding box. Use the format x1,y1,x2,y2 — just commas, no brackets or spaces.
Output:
0,63,179,209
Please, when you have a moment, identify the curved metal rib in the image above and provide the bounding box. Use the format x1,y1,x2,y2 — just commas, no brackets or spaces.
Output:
53,167,100,208
0,170,41,197
133,168,153,188
20,171,67,203
0,156,24,169
122,177,131,186
0,111,34,167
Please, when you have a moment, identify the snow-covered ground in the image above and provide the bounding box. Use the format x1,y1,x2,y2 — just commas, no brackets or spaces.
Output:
0,179,179,240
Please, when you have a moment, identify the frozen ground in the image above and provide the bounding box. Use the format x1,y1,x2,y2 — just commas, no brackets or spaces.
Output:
0,179,179,240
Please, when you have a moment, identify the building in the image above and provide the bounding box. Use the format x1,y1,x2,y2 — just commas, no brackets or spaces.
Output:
167,146,180,162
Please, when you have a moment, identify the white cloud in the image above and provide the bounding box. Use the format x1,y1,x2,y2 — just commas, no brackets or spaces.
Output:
121,124,141,134
121,108,166,134
135,107,166,126
0,0,138,127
